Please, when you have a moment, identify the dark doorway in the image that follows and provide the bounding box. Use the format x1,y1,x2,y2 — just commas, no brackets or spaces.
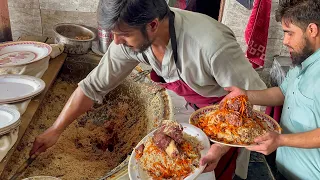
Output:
186,0,222,21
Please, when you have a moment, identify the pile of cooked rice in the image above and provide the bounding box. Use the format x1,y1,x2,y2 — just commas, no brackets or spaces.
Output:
136,133,202,179
195,95,269,145
1,58,172,180
204,112,268,144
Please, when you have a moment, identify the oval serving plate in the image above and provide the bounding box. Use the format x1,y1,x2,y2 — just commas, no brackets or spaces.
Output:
0,41,52,67
0,106,20,131
0,74,45,104
189,105,281,148
128,123,212,180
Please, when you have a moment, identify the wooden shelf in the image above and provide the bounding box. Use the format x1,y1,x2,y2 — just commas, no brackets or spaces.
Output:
0,36,67,176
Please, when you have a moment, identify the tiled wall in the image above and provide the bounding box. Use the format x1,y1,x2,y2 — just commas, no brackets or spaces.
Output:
8,0,99,40
221,0,290,67
8,0,289,64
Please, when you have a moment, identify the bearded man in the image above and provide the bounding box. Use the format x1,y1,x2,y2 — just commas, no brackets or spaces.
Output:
223,0,320,179
29,0,267,179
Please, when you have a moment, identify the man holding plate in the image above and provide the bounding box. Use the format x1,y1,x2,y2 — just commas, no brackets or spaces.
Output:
223,0,320,179
30,0,266,179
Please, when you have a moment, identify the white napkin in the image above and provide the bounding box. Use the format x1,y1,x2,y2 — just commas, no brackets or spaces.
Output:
49,43,64,59
0,128,19,162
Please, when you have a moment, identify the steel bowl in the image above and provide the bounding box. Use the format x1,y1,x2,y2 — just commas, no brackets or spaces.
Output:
53,23,96,54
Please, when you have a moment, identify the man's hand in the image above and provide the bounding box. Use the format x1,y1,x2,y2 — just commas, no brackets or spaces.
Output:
200,144,230,173
29,126,63,156
221,86,247,102
246,131,282,155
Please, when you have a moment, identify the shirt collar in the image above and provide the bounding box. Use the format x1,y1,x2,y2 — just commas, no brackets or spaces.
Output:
159,8,182,67
169,7,182,41
301,48,320,71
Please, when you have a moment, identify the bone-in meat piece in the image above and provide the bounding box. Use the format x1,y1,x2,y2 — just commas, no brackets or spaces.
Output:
135,144,145,159
158,120,184,144
153,126,180,158
225,111,242,127
136,144,145,154
153,131,171,150
165,140,179,158
153,121,183,158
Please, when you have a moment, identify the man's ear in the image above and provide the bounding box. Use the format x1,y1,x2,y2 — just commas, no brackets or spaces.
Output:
307,23,319,38
146,19,160,33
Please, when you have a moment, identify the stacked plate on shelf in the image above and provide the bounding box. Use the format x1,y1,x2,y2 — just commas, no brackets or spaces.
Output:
0,41,49,104
0,106,20,136
0,41,49,136
0,74,45,104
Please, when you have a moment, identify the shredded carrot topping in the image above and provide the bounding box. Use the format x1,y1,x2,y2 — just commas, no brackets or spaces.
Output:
195,95,268,145
135,136,201,179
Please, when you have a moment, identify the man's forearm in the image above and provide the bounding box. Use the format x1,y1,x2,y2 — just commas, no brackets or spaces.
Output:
279,128,320,149
247,87,285,106
52,86,94,133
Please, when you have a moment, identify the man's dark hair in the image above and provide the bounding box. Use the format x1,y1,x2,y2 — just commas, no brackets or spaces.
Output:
97,0,170,31
276,0,320,30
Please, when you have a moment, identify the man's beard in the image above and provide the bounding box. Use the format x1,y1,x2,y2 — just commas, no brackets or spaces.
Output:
127,26,152,53
124,39,152,53
290,37,314,66
135,38,152,53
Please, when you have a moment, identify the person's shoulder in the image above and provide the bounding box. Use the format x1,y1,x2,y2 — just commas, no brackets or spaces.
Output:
172,8,237,54
283,66,300,80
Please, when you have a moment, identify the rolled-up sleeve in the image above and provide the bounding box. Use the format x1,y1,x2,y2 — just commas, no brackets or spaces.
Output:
78,42,139,103
210,42,267,91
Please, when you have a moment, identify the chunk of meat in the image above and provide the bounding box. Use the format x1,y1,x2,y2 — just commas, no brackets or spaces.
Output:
153,131,180,158
153,122,181,158
135,144,145,159
221,96,253,118
136,144,145,154
225,111,242,127
152,131,171,150
158,120,184,144
244,101,253,117
227,99,241,112
165,140,179,158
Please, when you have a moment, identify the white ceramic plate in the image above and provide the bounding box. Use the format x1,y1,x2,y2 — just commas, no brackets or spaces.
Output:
0,123,20,136
0,106,20,130
0,41,52,67
128,123,211,180
0,74,45,104
189,105,282,148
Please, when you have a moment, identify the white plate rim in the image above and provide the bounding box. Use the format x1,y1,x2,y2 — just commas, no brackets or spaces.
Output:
0,91,43,104
189,105,282,148
128,123,211,180
0,41,52,67
0,106,20,130
0,123,20,136
0,118,20,130
0,74,46,103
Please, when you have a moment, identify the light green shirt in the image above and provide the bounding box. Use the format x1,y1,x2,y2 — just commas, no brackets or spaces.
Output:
278,49,320,180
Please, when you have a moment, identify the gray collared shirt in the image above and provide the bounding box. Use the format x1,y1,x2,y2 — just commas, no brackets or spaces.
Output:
79,8,266,104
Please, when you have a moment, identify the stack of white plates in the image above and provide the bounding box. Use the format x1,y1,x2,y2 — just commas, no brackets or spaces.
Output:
0,106,20,136
0,74,45,104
